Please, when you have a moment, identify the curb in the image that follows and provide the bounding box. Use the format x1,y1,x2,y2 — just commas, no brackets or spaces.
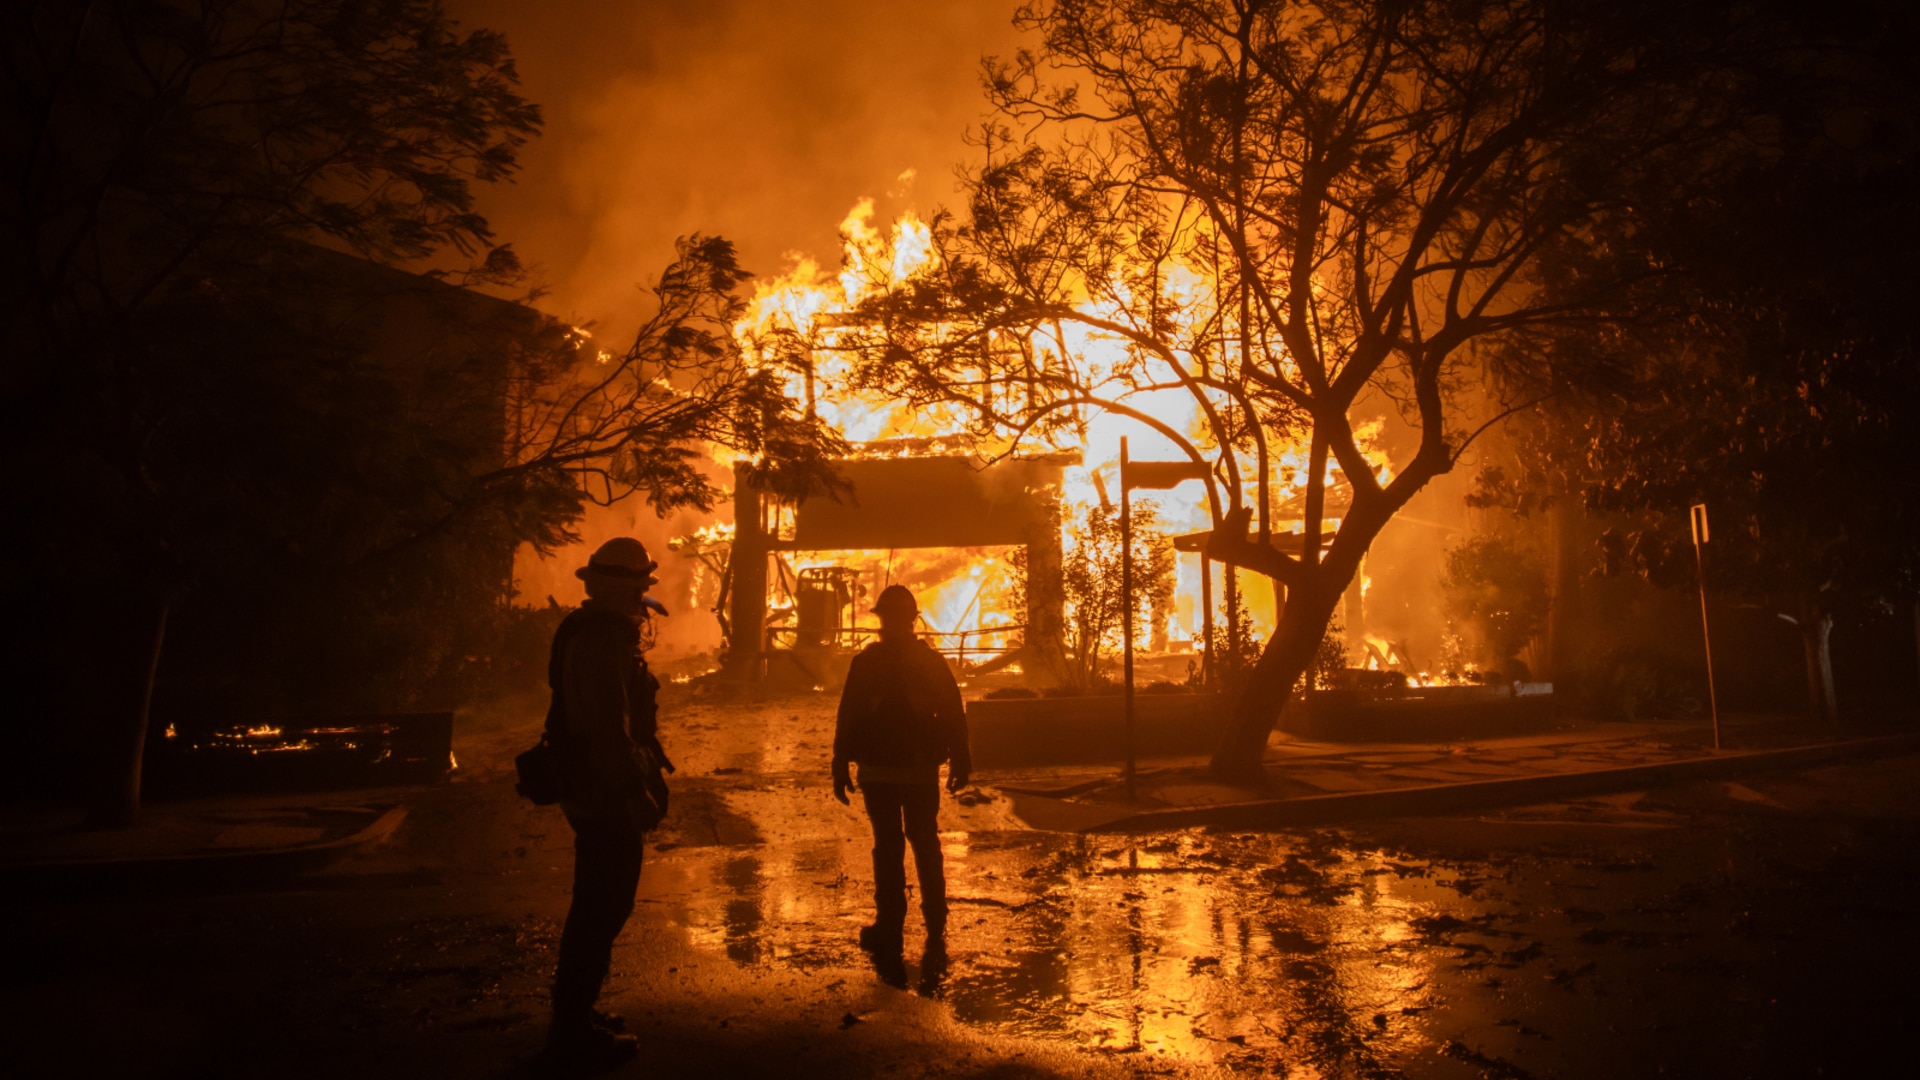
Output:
1011,734,1920,834
0,804,408,892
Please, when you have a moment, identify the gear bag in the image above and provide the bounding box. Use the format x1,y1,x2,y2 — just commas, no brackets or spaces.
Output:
629,740,673,831
515,606,674,825
514,735,565,805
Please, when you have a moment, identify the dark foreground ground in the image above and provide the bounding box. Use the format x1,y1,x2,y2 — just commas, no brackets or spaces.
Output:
5,689,1918,1078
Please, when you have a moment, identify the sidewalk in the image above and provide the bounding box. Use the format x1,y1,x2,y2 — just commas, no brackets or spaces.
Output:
10,716,1914,879
0,793,407,891
982,716,1920,832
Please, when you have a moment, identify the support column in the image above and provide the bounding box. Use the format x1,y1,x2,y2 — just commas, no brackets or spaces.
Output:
726,463,768,679
1343,554,1366,641
1201,551,1214,688
1021,481,1068,687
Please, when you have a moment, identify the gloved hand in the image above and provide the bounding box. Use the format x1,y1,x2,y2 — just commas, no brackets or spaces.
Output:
832,758,853,805
946,767,969,794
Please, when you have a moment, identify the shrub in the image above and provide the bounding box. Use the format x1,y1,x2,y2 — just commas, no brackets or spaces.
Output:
1583,646,1705,721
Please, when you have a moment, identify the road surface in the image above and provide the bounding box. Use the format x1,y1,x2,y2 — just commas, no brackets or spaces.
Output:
5,688,1916,1077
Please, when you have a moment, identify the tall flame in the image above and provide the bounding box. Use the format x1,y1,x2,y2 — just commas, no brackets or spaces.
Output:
731,200,1400,659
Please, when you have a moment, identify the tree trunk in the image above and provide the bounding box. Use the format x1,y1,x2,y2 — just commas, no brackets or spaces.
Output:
1545,493,1584,685
1206,467,1414,779
87,598,170,828
1208,579,1340,780
1796,595,1837,726
1022,491,1070,686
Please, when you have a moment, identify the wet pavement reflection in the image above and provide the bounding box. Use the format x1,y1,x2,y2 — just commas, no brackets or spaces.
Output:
644,696,1519,1074
10,688,1913,1077
634,691,1920,1077
649,822,1504,1074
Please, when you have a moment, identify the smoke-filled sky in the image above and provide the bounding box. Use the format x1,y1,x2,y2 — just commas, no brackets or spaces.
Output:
454,1,1026,634
455,0,1470,665
452,0,1026,336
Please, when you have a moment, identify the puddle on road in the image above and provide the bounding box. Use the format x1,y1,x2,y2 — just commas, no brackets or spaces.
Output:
635,695,1608,1073
640,828,1525,1074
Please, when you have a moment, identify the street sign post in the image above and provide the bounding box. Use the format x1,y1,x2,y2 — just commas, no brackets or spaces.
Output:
1691,502,1722,750
1118,446,1211,800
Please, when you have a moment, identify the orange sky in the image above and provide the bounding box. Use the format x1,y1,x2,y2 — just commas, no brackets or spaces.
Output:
451,0,1025,341
447,1,1026,646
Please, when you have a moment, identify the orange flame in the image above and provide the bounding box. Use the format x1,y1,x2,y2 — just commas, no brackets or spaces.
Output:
731,200,1403,659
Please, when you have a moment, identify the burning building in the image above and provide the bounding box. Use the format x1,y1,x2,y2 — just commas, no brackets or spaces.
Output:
658,199,1455,694
723,452,1073,685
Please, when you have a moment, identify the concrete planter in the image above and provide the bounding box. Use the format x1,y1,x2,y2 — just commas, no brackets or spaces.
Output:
967,693,1228,768
1286,684,1554,742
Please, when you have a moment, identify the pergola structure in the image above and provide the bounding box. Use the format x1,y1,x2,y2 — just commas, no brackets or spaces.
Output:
725,454,1074,682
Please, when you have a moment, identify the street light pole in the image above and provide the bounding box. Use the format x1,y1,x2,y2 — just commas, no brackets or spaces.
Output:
1691,502,1722,750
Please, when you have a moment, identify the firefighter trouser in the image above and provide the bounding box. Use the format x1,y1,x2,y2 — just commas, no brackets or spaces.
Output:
861,780,946,936
552,806,644,1027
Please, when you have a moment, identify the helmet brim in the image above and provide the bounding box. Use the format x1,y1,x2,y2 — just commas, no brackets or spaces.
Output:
576,563,659,586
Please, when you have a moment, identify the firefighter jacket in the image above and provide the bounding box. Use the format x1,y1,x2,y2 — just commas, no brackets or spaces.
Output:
545,602,670,819
833,636,970,784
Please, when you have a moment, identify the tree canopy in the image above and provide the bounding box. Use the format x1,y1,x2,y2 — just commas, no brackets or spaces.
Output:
838,0,1738,773
0,0,839,818
1472,0,1920,723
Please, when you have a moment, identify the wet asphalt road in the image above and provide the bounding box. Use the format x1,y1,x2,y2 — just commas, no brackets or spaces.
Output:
6,688,1919,1078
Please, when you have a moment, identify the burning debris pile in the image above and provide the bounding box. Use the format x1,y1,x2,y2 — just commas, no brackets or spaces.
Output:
154,715,455,793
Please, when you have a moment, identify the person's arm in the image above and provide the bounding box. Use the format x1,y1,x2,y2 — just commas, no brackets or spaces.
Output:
929,649,971,790
562,622,642,792
628,659,673,773
831,652,869,804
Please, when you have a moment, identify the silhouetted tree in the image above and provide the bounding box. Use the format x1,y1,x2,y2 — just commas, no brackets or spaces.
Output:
846,0,1738,776
1060,499,1174,690
0,2,838,820
1474,0,1920,724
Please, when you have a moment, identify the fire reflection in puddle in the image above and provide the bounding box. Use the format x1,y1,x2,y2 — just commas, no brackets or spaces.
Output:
650,829,1500,1071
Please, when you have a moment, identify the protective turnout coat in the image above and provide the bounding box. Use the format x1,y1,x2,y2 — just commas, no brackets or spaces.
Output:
833,637,970,781
545,603,671,826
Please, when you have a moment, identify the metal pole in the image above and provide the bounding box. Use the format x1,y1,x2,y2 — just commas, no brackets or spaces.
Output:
1691,503,1722,750
1121,438,1137,800
1200,550,1214,689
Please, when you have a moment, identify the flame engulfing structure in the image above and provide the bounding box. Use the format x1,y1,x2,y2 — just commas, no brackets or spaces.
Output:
729,196,1396,671
725,0,1724,772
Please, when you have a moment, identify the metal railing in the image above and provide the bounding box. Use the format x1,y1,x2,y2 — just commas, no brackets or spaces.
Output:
763,624,1025,670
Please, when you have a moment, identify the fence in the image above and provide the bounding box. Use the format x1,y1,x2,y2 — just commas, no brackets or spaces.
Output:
763,624,1024,671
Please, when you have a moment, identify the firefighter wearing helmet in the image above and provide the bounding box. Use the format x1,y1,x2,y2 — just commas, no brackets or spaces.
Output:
541,536,673,1070
831,583,972,969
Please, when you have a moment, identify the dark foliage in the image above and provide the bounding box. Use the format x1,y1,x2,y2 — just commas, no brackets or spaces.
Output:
0,1,841,811
836,0,1745,771
1442,536,1549,670
1475,0,1920,721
